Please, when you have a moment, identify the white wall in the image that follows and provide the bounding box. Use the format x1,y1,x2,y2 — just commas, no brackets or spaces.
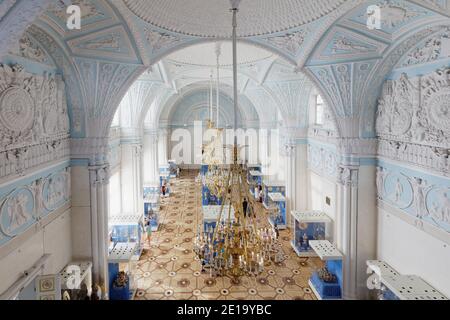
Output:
378,208,450,297
0,209,72,295
308,170,337,221
71,166,92,259
109,171,121,217
307,170,337,240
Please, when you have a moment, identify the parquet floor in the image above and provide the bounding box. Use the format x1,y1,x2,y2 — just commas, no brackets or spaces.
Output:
134,170,320,300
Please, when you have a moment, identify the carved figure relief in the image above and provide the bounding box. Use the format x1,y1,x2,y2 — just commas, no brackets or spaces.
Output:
0,167,70,241
378,164,450,233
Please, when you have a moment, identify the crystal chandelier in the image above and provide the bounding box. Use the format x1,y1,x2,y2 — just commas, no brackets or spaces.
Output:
194,2,277,279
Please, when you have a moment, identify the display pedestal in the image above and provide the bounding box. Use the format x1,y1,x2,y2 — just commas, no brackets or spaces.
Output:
308,240,343,300
108,242,138,300
366,260,447,300
290,211,332,257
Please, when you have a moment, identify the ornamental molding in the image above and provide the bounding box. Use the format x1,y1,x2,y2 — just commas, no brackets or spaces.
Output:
336,138,377,157
360,25,443,137
70,137,110,164
307,143,338,181
0,64,70,178
0,0,53,59
399,27,450,67
376,67,450,149
378,138,450,178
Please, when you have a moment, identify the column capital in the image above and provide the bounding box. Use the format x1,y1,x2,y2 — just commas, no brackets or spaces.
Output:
337,165,359,187
88,164,110,186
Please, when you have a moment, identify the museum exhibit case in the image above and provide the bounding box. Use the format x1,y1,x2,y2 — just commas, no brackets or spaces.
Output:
108,215,145,260
261,181,285,209
366,260,447,300
248,170,263,199
108,242,138,300
308,240,343,300
267,192,287,229
144,186,161,232
291,211,332,257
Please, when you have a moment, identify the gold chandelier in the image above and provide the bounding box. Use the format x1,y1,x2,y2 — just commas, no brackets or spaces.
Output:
194,2,277,278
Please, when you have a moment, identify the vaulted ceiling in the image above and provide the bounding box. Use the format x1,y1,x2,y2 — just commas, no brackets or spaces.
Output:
2,0,450,139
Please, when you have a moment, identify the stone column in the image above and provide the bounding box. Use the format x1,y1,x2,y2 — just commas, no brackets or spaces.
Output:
334,138,377,299
88,164,110,298
71,137,111,299
280,129,308,228
336,164,359,300
158,128,169,166
120,142,143,215
143,129,159,187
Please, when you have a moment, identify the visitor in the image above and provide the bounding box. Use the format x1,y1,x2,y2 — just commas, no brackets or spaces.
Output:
161,182,166,197
145,217,152,246
243,197,248,217
274,222,279,239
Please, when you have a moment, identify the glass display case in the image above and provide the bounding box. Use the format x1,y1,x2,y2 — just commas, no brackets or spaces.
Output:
108,242,138,300
366,260,447,300
291,210,332,257
267,192,286,229
308,240,343,300
262,181,285,209
144,186,161,232
108,214,144,260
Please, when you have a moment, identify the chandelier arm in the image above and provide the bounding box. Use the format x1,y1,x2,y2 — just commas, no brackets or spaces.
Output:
212,168,231,244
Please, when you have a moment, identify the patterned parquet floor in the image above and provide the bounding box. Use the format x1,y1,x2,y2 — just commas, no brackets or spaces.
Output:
134,170,320,300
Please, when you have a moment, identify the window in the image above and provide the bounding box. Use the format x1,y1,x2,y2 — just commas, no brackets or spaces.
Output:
315,95,324,126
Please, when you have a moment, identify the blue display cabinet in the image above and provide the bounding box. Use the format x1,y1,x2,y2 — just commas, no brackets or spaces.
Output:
202,205,235,232
267,192,286,229
108,242,138,300
291,211,332,257
308,240,343,300
366,260,447,300
262,181,285,209
108,214,144,260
